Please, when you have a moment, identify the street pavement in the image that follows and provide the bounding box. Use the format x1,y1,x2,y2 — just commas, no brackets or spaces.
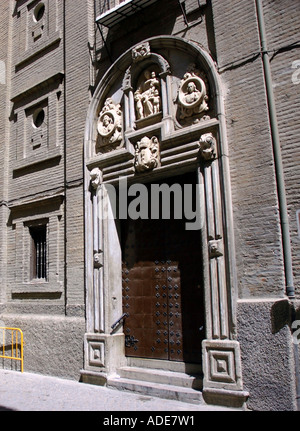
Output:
0,369,238,412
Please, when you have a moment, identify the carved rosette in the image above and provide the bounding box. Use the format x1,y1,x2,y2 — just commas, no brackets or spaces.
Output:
97,98,123,147
134,136,160,173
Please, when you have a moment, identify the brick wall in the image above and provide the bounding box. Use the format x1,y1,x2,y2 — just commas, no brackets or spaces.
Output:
262,0,300,295
64,0,95,313
0,2,11,304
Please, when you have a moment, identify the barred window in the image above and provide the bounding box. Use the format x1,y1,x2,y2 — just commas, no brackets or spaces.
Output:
30,225,47,280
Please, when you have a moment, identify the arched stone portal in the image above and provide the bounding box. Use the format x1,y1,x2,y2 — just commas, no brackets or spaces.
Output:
81,36,248,407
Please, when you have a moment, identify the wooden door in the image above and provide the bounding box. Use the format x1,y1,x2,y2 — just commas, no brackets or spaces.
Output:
121,173,205,363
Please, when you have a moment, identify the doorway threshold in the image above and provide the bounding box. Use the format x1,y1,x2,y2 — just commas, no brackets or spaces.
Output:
127,357,203,374
107,361,204,405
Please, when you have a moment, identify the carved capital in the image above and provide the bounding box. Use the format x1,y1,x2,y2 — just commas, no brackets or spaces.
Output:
199,132,216,162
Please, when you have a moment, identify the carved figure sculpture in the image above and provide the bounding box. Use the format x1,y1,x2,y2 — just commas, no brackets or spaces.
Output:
134,70,161,120
178,69,209,120
199,132,216,161
134,136,160,173
90,167,102,190
97,98,122,146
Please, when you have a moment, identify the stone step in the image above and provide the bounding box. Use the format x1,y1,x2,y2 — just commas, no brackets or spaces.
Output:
107,375,204,405
117,366,203,389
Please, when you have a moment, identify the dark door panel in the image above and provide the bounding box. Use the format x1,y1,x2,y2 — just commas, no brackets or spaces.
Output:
122,172,205,363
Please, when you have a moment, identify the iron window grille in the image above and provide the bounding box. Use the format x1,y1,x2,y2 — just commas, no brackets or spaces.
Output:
30,224,47,281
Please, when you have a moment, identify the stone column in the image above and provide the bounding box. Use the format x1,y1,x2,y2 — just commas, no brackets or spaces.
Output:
82,168,125,385
199,132,249,407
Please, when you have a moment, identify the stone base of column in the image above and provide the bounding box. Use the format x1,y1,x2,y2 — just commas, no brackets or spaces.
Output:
202,339,249,408
202,387,249,408
80,332,126,385
80,369,108,386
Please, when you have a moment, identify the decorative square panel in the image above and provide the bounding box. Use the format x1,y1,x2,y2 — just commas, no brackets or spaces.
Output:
208,349,235,383
202,340,243,391
88,341,105,367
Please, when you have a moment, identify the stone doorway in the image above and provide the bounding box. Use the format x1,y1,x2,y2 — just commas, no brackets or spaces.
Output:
121,172,205,364
82,36,248,407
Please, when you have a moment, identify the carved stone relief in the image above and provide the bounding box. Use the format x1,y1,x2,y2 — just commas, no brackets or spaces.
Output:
134,136,160,173
208,239,224,258
134,70,161,120
94,252,103,268
177,65,210,125
199,132,216,161
97,98,123,148
90,167,102,190
132,42,151,62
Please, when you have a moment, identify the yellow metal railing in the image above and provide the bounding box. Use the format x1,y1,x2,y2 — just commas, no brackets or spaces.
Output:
0,327,24,373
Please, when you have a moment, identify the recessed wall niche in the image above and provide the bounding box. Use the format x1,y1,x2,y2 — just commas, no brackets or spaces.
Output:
26,101,48,151
30,1,46,42
9,195,64,297
26,0,49,48
13,0,63,69
11,74,64,173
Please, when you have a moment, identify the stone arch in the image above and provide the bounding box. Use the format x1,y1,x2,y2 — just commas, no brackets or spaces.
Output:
82,36,248,408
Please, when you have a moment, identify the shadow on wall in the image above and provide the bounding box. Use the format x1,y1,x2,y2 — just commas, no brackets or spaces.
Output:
271,299,300,411
93,0,216,89
270,298,300,336
271,299,292,334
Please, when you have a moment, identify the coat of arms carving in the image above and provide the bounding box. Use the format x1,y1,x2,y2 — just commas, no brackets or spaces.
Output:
134,136,160,173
